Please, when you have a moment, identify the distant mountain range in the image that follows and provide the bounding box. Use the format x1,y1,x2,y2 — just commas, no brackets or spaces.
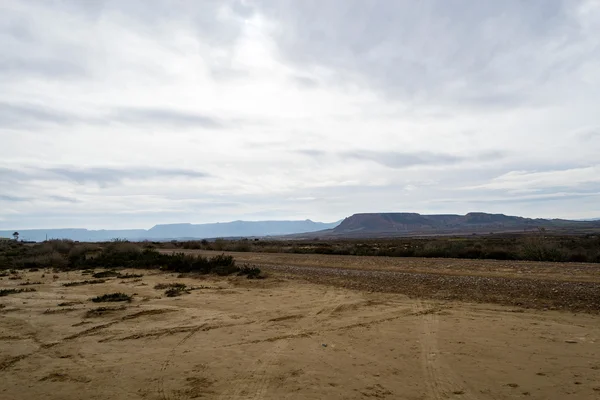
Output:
3,213,600,242
0,220,341,242
294,212,600,238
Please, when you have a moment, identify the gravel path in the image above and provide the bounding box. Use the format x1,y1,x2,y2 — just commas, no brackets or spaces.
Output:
262,264,600,313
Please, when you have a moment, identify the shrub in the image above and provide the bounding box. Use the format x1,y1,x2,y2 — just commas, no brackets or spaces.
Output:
154,283,187,290
117,273,143,279
85,306,126,318
63,279,106,287
90,293,132,303
164,287,190,297
92,270,120,278
0,288,36,297
238,265,263,279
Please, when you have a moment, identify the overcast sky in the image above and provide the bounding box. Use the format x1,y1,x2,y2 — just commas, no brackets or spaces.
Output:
1,0,600,229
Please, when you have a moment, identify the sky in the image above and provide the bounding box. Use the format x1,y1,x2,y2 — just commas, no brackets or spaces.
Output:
1,0,600,229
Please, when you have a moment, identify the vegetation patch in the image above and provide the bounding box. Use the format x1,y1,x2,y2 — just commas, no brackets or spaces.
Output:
118,273,144,279
19,281,43,286
154,282,187,290
164,287,190,297
43,307,78,314
63,279,106,287
0,288,36,297
0,240,253,277
154,282,191,297
85,306,127,318
90,293,132,303
238,265,264,279
158,233,600,264
92,270,120,278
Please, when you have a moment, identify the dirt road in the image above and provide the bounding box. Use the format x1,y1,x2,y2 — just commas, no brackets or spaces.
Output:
1,268,599,399
159,250,600,312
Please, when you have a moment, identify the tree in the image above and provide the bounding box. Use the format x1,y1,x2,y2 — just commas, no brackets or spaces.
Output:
12,231,19,241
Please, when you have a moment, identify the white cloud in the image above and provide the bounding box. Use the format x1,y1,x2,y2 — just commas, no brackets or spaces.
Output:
471,166,600,191
1,0,600,228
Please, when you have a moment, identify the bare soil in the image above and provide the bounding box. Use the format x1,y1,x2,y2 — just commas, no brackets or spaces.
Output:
162,250,600,312
1,261,599,399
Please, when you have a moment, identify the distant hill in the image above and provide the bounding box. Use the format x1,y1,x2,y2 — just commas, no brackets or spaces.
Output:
0,219,341,242
146,220,340,239
314,212,600,238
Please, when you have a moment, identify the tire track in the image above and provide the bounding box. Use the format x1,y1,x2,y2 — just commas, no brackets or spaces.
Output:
413,299,477,400
157,325,206,400
217,287,348,399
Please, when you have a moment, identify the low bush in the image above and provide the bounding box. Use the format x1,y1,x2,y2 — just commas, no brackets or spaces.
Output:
154,282,186,290
238,265,263,279
92,270,120,278
118,273,144,279
85,306,126,318
90,293,132,303
164,287,190,297
0,288,36,297
63,279,106,287
1,240,258,277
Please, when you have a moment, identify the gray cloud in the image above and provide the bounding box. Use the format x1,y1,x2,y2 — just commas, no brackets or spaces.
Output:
298,149,505,168
0,194,30,202
576,126,600,141
251,0,587,107
110,107,225,129
0,101,87,128
0,0,254,83
343,151,464,168
0,166,209,186
291,75,319,88
0,102,229,130
0,58,87,80
0,194,80,203
48,195,80,204
1,0,599,228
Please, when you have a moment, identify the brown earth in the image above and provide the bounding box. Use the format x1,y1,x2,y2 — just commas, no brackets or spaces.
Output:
1,260,600,400
162,250,600,313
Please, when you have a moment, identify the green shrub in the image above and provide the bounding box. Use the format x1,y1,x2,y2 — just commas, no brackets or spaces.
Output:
154,282,187,290
164,287,189,297
0,288,36,297
85,306,126,318
90,293,132,303
238,265,263,279
63,279,106,287
92,270,120,278
117,273,143,279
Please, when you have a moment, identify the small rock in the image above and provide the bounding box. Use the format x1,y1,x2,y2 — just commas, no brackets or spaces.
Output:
565,340,578,344
322,343,327,347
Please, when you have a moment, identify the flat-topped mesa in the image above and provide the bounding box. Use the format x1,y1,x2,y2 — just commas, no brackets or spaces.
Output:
331,212,597,236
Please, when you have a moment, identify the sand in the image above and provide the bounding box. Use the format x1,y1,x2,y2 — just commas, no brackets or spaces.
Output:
1,268,599,400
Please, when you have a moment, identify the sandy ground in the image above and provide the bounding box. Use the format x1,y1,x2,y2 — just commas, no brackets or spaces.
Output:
1,267,599,400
